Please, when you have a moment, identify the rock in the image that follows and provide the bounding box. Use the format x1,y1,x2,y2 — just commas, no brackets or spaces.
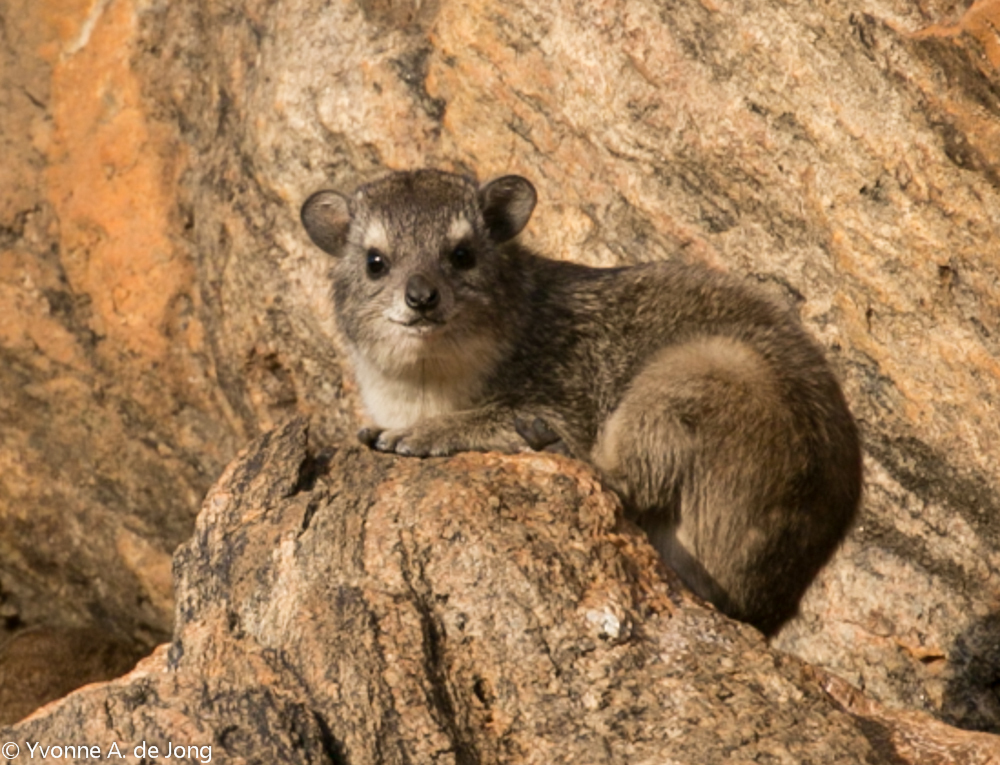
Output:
0,626,142,727
4,420,999,763
1,0,999,739
0,0,241,652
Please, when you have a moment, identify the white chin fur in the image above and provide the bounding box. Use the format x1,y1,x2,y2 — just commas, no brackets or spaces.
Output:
350,322,505,429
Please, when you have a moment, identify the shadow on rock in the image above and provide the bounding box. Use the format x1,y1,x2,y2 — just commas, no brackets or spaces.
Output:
942,610,1000,734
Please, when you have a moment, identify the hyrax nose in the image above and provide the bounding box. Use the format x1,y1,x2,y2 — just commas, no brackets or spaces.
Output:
404,274,440,312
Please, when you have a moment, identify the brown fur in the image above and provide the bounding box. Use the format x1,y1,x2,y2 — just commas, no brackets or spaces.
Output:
302,169,862,635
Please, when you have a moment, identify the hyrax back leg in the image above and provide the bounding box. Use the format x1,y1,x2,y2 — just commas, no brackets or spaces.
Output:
592,335,856,634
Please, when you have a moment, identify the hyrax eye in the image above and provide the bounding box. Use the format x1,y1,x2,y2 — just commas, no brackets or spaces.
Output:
366,248,389,278
449,246,476,270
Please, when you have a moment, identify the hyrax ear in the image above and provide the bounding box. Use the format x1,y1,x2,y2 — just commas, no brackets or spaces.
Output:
301,190,351,255
478,175,537,242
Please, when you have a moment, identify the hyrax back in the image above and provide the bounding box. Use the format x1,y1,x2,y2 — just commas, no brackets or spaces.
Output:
302,169,862,635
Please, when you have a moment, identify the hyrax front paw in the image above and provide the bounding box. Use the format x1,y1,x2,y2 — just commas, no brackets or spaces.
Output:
357,425,463,457
358,420,526,457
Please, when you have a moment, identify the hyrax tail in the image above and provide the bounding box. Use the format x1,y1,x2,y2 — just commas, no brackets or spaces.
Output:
592,335,861,635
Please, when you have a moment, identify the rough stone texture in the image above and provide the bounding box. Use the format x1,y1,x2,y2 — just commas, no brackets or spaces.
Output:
0,0,242,651
1,0,999,743
4,420,1000,763
0,626,143,726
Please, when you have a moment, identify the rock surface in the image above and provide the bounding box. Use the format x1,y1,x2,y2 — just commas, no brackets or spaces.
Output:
1,0,999,742
0,0,241,651
4,420,1000,764
0,626,142,727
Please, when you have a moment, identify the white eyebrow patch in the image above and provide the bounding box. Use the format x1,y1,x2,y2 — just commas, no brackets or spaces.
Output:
447,216,473,243
361,219,389,251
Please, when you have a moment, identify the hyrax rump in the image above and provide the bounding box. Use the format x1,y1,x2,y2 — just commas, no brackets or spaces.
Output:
301,169,862,635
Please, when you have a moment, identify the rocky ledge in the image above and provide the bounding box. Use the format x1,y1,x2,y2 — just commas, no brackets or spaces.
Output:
3,419,997,764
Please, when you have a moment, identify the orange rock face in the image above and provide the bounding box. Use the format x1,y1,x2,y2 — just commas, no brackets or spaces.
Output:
0,0,237,652
46,0,193,373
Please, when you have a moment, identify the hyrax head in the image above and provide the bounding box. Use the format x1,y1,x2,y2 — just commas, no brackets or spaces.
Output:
301,169,536,373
